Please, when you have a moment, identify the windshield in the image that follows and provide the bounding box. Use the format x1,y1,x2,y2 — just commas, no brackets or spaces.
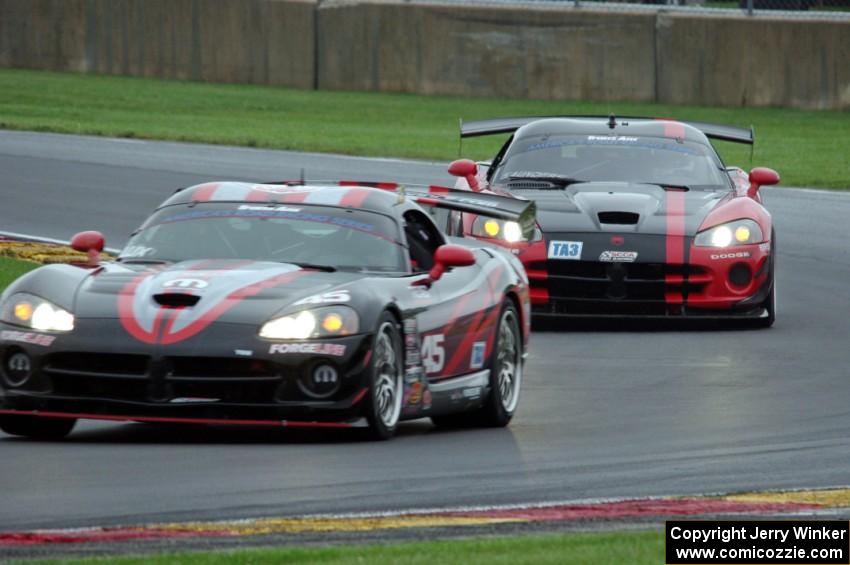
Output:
494,134,729,189
119,203,407,273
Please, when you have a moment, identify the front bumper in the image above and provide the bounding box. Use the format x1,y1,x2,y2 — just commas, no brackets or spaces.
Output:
0,320,373,423
517,235,773,318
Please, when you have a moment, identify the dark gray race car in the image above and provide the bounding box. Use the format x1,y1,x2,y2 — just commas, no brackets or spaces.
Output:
0,181,534,440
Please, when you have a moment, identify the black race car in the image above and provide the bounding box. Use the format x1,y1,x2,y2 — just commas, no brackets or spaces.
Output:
0,181,534,440
447,115,779,325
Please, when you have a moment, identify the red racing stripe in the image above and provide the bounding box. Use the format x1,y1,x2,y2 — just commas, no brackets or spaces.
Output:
339,188,371,208
191,183,221,202
665,190,687,304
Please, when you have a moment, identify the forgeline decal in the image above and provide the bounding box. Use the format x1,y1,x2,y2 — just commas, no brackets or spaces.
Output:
294,290,351,305
420,334,445,374
268,343,346,356
0,330,56,347
118,266,307,345
711,251,752,260
548,241,582,260
234,349,254,357
599,250,638,263
470,341,486,369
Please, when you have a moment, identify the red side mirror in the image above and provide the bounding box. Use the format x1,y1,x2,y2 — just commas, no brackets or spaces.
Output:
747,167,780,198
448,159,481,192
70,231,105,267
413,244,476,287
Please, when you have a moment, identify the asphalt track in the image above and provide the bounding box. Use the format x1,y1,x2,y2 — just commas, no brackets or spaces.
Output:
1,130,849,534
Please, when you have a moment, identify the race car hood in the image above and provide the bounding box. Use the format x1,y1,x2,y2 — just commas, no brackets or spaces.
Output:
510,182,726,236
73,260,363,326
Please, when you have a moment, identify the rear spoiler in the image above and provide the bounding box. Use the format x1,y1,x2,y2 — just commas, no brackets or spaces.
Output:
460,115,754,145
339,181,537,239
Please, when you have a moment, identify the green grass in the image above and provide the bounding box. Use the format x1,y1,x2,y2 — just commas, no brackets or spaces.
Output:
0,68,847,188
0,257,38,292
23,530,664,565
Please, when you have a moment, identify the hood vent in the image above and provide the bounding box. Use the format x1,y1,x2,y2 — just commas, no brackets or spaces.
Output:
598,211,639,225
507,180,560,190
153,293,201,308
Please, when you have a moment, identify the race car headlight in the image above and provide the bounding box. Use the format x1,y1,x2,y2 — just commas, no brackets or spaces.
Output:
0,293,75,332
695,220,763,248
259,306,359,340
471,218,525,243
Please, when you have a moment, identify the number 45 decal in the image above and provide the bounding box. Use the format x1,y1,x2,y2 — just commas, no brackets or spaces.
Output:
421,334,445,374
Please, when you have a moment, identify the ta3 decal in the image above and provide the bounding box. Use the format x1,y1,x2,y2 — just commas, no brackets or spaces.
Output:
294,290,351,305
548,241,582,260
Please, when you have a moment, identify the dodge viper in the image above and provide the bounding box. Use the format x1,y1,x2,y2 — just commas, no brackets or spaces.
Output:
446,115,778,325
0,181,535,440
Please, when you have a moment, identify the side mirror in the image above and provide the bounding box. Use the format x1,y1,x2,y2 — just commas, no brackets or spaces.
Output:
70,231,105,267
747,167,780,198
413,244,475,287
448,159,481,192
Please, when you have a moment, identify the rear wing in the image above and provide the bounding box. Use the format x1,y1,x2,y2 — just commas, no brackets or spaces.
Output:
460,115,754,145
339,181,537,239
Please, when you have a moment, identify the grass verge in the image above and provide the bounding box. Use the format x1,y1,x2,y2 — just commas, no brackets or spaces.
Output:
23,530,664,565
0,69,848,188
0,257,38,292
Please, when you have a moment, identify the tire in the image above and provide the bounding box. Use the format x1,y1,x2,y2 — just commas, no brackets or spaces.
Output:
754,231,776,328
432,300,523,429
361,312,404,440
0,414,76,440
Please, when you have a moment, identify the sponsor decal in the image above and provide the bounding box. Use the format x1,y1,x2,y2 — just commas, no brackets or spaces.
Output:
587,135,638,142
462,386,481,400
405,366,423,384
470,341,486,370
412,288,431,300
169,397,220,404
403,318,421,368
268,343,346,356
421,334,445,375
759,242,771,253
711,251,752,260
294,290,350,305
234,349,254,357
422,389,432,411
406,381,423,405
163,278,209,290
548,241,583,260
0,330,56,347
8,353,31,373
599,250,638,263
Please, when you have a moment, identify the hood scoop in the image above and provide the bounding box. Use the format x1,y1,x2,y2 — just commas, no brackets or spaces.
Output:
153,293,201,308
598,211,640,225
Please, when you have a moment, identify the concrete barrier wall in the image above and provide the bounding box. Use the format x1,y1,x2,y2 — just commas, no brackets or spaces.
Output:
655,12,850,109
0,0,316,87
317,2,657,102
1,0,848,109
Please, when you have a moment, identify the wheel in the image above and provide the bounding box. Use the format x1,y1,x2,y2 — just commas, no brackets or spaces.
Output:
362,312,404,440
0,414,76,440
432,300,523,429
754,230,776,328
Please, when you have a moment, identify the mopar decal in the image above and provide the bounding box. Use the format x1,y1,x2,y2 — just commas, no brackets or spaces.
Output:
548,241,583,260
0,330,56,347
268,343,346,356
599,250,638,263
294,290,350,305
